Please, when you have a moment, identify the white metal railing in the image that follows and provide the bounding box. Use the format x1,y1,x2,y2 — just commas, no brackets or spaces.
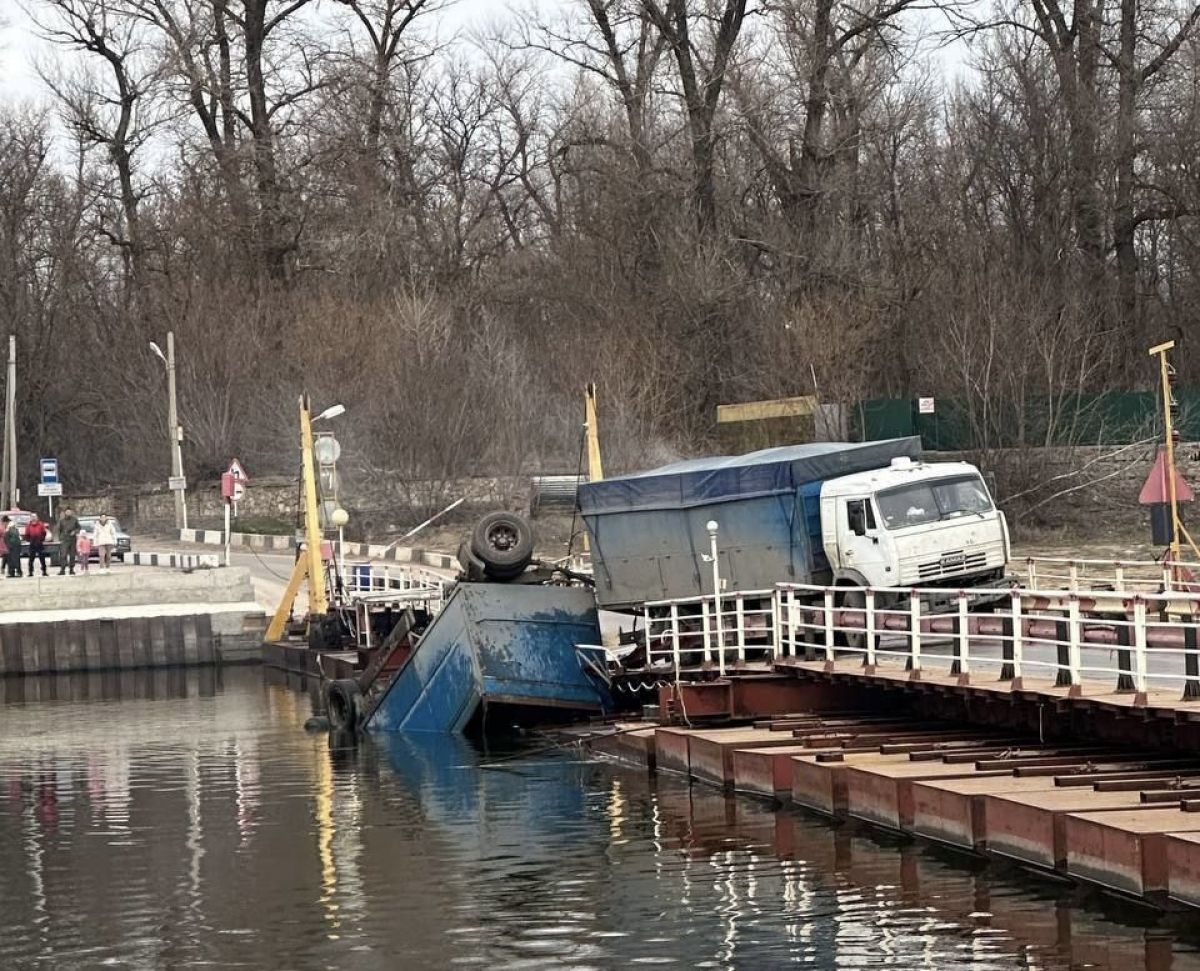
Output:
638,581,1200,702
343,564,448,601
1024,556,1200,594
642,589,775,676
340,565,450,650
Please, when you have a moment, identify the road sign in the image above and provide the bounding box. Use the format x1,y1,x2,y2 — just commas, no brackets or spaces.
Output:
40,458,58,484
917,397,936,415
223,459,248,504
37,483,62,497
168,475,188,492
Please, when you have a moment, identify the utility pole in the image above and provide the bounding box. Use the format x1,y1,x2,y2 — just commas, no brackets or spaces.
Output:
167,332,186,529
3,337,16,509
152,333,188,529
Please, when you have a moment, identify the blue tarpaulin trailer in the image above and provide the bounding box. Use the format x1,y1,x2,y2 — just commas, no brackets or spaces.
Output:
577,438,922,610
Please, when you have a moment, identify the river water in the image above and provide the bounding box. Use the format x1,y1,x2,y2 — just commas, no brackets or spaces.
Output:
1,667,1199,970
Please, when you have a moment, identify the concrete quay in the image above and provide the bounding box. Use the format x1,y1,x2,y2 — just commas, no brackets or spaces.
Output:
586,712,1200,915
0,567,266,675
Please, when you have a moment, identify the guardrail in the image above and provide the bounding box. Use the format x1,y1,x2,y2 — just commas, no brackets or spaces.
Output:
342,565,450,650
1024,555,1200,594
343,564,449,601
642,590,775,676
639,581,1200,702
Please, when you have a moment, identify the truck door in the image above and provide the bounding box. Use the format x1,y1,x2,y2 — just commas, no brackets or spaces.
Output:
837,497,889,586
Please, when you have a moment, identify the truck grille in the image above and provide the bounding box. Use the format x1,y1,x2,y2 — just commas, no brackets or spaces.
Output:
917,550,988,581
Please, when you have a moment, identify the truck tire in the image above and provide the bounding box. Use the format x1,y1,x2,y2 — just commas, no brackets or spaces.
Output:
470,512,535,578
836,587,878,655
324,679,364,732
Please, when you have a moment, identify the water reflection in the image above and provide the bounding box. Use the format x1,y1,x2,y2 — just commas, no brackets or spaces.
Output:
0,667,1197,969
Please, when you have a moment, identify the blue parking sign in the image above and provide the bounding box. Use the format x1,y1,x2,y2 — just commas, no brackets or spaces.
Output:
40,458,58,484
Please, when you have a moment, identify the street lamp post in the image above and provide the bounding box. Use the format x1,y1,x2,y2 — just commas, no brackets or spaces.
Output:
705,520,725,677
150,333,187,530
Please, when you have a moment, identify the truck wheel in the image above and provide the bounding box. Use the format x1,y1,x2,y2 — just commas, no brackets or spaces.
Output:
324,679,364,732
836,587,876,655
471,512,535,578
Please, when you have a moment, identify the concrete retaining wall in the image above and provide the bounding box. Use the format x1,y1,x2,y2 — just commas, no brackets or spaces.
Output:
0,567,265,676
0,611,264,676
0,567,257,612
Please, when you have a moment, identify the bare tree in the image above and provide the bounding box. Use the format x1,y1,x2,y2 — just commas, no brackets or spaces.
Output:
640,0,749,234
31,0,158,292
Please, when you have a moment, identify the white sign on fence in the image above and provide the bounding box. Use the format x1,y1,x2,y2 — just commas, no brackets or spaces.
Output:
918,397,936,415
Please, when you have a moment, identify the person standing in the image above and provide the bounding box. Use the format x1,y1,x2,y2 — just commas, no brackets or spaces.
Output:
76,528,91,574
56,507,80,575
1,516,21,577
93,514,118,572
25,513,49,577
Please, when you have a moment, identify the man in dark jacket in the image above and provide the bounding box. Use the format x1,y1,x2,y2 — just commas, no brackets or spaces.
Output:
25,513,49,577
2,516,21,577
57,508,80,575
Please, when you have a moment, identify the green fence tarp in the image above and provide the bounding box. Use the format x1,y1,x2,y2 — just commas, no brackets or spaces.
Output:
857,391,1200,449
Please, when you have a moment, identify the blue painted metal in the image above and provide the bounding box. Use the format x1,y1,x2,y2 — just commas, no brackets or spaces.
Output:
366,583,610,734
578,439,921,608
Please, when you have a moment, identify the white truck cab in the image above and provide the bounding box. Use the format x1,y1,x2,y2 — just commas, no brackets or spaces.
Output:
819,457,1010,592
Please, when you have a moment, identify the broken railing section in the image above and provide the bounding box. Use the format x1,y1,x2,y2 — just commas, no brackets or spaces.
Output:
641,582,1200,703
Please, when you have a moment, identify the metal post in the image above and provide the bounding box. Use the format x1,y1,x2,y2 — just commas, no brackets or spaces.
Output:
1010,591,1023,683
707,521,725,677
1184,623,1200,701
1054,617,1072,686
223,499,231,567
1026,557,1037,589
956,592,970,680
4,336,16,508
1068,561,1079,592
777,583,787,657
1000,610,1014,680
735,594,746,661
1114,563,1126,593
864,589,877,668
1152,341,1182,570
670,603,681,671
908,589,921,674
1067,596,1082,688
823,588,835,663
300,395,328,617
164,333,188,529
1116,601,1135,692
1133,596,1149,697
785,588,799,660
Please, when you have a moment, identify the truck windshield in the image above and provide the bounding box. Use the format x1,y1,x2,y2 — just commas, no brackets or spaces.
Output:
875,476,993,530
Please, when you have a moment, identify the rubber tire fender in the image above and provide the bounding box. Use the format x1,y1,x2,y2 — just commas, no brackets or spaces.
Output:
324,678,364,732
470,511,535,577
